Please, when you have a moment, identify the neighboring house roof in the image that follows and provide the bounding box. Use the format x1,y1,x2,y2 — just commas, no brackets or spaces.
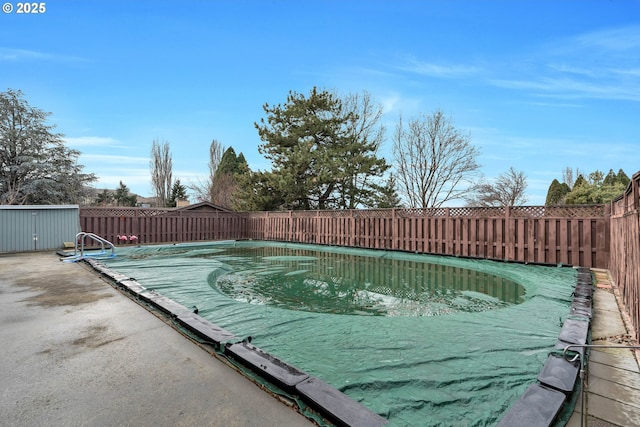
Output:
136,196,159,205
175,201,232,212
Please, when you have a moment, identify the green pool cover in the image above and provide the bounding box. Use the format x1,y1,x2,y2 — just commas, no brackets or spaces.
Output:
104,241,577,426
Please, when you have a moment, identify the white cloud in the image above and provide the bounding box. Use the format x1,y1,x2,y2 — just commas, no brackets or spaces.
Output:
0,47,87,63
93,173,150,190
489,25,640,102
65,136,122,148
81,154,149,164
399,57,480,78
574,25,640,52
490,76,640,102
379,92,422,116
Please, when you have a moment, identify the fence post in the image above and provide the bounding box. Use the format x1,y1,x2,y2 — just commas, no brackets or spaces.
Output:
289,210,293,242
505,206,512,261
445,208,451,254
600,203,611,269
134,209,140,242
349,209,354,247
392,208,397,250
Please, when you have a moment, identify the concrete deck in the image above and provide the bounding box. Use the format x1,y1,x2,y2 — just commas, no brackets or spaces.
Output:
566,270,640,427
0,252,314,426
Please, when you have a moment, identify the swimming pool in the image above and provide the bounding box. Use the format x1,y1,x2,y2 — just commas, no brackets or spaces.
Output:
104,241,578,426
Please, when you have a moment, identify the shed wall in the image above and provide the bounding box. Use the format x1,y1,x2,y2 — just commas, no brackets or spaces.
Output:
0,205,81,252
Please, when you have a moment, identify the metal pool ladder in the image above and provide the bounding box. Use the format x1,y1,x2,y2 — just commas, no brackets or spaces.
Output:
63,232,116,262
564,343,640,427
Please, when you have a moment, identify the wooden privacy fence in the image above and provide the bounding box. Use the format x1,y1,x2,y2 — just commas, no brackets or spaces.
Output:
81,204,609,269
79,207,246,244
246,205,609,269
609,171,640,343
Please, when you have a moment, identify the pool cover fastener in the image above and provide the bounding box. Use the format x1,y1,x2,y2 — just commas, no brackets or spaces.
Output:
224,341,310,392
176,311,236,349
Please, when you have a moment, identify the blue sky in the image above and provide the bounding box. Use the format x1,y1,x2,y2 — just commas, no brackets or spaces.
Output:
2,0,639,205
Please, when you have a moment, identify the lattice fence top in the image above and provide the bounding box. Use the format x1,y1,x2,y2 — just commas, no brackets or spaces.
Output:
80,207,173,217
294,210,321,218
351,209,393,218
542,205,606,218
80,207,245,218
395,208,449,217
448,207,505,217
81,204,607,219
510,206,546,218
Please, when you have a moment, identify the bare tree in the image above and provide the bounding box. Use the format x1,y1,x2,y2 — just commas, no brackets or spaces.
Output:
189,139,224,202
337,90,389,208
208,139,224,182
465,167,528,207
393,109,480,208
561,167,582,190
150,139,172,207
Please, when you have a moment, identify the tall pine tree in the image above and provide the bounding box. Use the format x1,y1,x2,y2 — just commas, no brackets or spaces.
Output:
252,88,388,210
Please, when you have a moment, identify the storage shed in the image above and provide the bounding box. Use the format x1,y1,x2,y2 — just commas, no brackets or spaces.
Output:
0,205,81,253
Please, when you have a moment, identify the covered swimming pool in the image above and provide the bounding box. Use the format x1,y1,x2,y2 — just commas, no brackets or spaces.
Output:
102,240,580,426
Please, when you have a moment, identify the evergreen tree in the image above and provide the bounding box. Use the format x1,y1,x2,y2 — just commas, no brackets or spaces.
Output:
602,169,618,185
617,169,630,187
210,147,249,209
234,170,285,211
545,179,570,206
564,169,628,204
591,182,626,203
113,181,137,206
588,170,604,186
603,169,617,186
573,174,587,189
374,174,402,208
548,168,629,206
0,89,96,204
217,147,239,174
252,87,388,210
95,189,113,206
168,179,188,207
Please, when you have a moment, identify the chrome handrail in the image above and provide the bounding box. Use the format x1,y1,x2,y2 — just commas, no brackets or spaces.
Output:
74,232,116,259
